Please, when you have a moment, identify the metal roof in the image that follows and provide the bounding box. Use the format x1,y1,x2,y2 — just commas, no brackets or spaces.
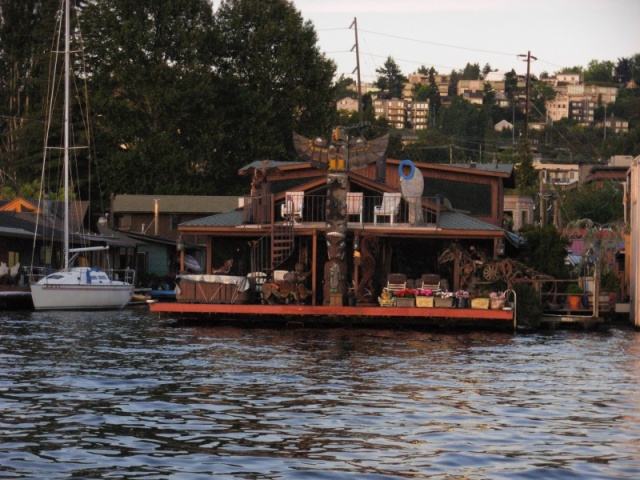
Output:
180,209,244,227
112,195,240,214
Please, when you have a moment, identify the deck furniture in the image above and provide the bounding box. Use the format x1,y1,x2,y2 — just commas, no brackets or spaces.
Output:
280,191,304,224
347,192,364,224
386,273,407,292
374,192,401,225
420,274,442,292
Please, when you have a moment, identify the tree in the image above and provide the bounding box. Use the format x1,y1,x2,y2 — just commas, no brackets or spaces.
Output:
460,63,481,80
584,59,614,83
560,183,624,225
427,68,441,125
519,224,570,280
80,0,223,195
0,0,59,189
215,0,336,174
375,57,406,99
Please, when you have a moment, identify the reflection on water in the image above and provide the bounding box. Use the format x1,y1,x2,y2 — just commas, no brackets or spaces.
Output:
1,310,639,478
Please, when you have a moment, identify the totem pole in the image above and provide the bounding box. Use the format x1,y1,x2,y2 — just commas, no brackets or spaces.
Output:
293,126,388,304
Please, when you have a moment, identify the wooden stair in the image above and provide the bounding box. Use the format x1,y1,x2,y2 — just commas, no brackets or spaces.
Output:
250,195,295,279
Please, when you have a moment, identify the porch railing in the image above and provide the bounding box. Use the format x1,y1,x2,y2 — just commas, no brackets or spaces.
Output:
243,194,441,226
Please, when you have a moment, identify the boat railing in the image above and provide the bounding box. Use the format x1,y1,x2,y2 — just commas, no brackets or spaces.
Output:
109,268,136,285
26,266,136,285
242,193,441,226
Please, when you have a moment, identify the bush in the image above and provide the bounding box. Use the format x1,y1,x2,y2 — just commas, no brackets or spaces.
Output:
513,283,542,329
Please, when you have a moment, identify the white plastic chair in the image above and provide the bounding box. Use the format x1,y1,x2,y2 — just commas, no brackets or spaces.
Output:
347,192,363,224
280,191,304,224
374,192,401,225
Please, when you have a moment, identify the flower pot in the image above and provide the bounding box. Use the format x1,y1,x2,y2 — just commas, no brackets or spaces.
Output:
471,298,489,309
567,294,581,311
434,297,454,308
457,298,471,309
490,299,505,309
416,296,434,307
395,297,416,307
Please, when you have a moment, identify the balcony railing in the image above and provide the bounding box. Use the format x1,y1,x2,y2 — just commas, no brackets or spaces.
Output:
243,194,441,227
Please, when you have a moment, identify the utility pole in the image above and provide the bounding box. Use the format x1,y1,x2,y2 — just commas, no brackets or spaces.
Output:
350,18,363,125
517,51,537,150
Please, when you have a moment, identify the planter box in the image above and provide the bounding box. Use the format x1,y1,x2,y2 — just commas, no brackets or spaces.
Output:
434,297,454,308
471,298,490,309
490,299,505,310
416,296,434,307
396,297,416,307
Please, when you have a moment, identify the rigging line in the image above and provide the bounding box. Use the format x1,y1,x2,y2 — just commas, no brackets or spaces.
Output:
358,28,517,57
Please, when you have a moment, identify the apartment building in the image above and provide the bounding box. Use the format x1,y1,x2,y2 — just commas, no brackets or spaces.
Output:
569,98,595,125
546,92,569,122
373,98,406,129
336,97,359,113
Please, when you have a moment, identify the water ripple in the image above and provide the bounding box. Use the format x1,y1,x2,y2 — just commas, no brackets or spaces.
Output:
1,312,639,478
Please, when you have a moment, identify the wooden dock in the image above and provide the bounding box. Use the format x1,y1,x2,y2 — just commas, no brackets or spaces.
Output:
149,302,516,329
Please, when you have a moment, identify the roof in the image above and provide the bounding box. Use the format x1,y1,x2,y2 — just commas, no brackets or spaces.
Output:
238,160,307,175
445,163,514,176
180,209,244,228
112,195,240,214
438,211,503,231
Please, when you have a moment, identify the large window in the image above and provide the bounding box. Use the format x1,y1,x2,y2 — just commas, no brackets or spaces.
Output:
424,178,492,216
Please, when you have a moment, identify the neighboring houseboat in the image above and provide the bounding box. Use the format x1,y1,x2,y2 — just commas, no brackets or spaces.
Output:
150,149,521,329
627,156,640,328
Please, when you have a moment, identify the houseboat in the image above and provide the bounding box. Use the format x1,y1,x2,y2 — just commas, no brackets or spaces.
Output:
150,130,521,329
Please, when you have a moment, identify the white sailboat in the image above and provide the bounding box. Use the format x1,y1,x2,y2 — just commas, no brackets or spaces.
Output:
30,0,134,310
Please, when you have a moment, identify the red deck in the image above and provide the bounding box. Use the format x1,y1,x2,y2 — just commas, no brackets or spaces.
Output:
149,302,516,329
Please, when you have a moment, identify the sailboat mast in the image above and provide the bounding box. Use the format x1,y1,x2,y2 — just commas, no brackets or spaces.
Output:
63,0,70,269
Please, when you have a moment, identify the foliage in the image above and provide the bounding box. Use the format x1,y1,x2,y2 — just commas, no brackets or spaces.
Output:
567,283,583,294
564,218,625,284
394,288,416,298
519,224,570,279
560,182,624,225
374,57,407,100
599,270,621,293
513,283,542,329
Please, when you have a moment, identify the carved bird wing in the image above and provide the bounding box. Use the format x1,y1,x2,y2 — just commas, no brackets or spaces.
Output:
293,132,329,170
347,134,389,170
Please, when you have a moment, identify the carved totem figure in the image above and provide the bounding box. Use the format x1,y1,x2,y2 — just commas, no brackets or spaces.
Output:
293,127,389,304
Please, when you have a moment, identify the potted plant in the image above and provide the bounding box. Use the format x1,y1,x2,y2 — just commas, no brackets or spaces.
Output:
490,291,506,309
415,288,434,307
566,283,583,311
434,291,454,308
394,288,417,307
378,288,395,307
455,290,470,308
471,291,490,309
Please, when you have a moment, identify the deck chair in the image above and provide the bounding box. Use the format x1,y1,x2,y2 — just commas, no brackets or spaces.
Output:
374,192,401,225
280,191,304,224
386,273,407,292
420,274,442,292
347,192,363,224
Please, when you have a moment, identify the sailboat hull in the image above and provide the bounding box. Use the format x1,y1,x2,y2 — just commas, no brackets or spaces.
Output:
30,268,134,310
31,284,133,310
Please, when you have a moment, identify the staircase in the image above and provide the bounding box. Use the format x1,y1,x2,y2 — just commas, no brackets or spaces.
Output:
250,195,295,278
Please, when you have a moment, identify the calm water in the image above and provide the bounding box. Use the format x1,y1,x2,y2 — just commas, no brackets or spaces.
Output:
1,310,639,479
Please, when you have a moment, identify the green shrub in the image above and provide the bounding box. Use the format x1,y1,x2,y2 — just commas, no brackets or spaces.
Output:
513,283,542,329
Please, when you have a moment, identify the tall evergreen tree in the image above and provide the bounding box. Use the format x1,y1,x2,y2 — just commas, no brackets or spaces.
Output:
374,57,406,99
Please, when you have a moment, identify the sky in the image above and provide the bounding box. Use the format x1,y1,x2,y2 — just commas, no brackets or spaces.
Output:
290,0,640,82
